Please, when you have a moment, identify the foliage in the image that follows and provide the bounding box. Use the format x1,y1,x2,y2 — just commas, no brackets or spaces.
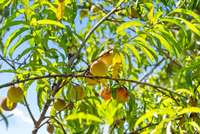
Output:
0,0,200,133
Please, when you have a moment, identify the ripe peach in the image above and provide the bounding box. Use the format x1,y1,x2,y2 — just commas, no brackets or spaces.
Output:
116,87,128,102
100,88,112,101
99,50,114,66
1,97,17,111
85,72,99,85
90,60,107,76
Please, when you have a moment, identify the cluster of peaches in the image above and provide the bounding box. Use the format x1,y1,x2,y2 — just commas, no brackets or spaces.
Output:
1,86,24,111
53,50,129,112
86,49,129,102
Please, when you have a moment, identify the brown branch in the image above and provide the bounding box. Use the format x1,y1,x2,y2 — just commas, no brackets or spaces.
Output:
0,73,184,99
74,2,124,67
50,117,67,134
133,58,165,89
32,78,70,134
128,123,159,134
83,7,118,44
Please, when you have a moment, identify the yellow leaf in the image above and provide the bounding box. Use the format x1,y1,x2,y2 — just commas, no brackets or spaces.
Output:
112,63,122,78
112,53,122,65
56,0,65,20
148,5,154,24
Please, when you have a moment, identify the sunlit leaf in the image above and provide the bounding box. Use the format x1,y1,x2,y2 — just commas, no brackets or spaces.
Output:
9,35,32,58
189,121,200,132
170,9,200,22
4,27,29,56
178,107,200,115
36,19,65,28
65,112,102,123
150,32,175,55
116,21,144,35
177,18,200,37
56,0,65,20
125,43,141,63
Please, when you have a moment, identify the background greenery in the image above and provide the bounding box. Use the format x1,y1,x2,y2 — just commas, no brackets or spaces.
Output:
0,0,200,133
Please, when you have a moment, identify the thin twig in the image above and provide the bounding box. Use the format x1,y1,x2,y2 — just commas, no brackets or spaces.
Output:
36,119,50,130
128,123,159,134
74,2,124,67
0,54,15,70
0,114,14,121
32,79,70,134
133,58,165,89
51,117,67,134
24,97,36,125
83,7,118,45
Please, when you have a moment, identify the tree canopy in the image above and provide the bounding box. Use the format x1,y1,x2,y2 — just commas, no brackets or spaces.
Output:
0,0,200,133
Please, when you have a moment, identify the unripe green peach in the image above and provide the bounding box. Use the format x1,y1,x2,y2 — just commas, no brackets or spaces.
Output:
53,99,66,111
68,85,85,100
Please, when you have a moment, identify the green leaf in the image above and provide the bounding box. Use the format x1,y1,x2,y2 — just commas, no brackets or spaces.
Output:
150,32,175,55
189,121,200,132
135,36,157,61
0,69,16,73
0,21,25,31
4,27,29,56
0,112,9,129
17,47,33,60
178,107,200,115
134,108,176,129
125,43,141,63
0,0,11,9
160,18,187,38
140,46,155,62
170,9,200,22
158,29,180,57
36,19,65,29
116,21,144,35
175,89,193,96
65,112,102,123
177,17,200,37
9,35,32,58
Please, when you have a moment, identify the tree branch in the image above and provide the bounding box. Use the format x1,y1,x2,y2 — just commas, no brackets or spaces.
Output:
0,73,184,98
24,96,36,125
32,79,69,134
133,58,165,89
83,7,118,45
0,54,16,70
0,114,14,122
74,2,124,67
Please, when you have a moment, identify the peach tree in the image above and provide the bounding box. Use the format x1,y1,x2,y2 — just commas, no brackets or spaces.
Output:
0,0,200,133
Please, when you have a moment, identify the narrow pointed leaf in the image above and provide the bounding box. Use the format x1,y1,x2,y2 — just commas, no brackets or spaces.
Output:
9,35,32,58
